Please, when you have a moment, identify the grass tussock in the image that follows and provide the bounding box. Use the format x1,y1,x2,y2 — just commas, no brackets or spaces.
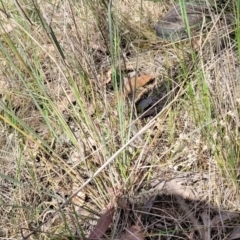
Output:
0,0,240,239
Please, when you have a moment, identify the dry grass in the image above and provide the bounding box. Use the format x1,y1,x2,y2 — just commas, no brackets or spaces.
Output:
0,0,240,239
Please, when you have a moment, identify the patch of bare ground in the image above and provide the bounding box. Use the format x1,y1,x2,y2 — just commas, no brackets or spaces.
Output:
0,0,240,239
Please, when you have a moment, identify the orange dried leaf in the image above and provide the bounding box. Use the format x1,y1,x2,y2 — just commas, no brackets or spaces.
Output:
124,75,155,94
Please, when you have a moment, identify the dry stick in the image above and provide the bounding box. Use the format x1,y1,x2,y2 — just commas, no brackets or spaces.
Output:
22,87,183,239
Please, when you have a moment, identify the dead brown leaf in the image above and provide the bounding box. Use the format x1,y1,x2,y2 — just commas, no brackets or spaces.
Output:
120,225,144,240
88,197,115,240
229,226,240,240
175,195,204,239
124,74,155,94
211,212,239,226
192,37,202,51
102,69,112,85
